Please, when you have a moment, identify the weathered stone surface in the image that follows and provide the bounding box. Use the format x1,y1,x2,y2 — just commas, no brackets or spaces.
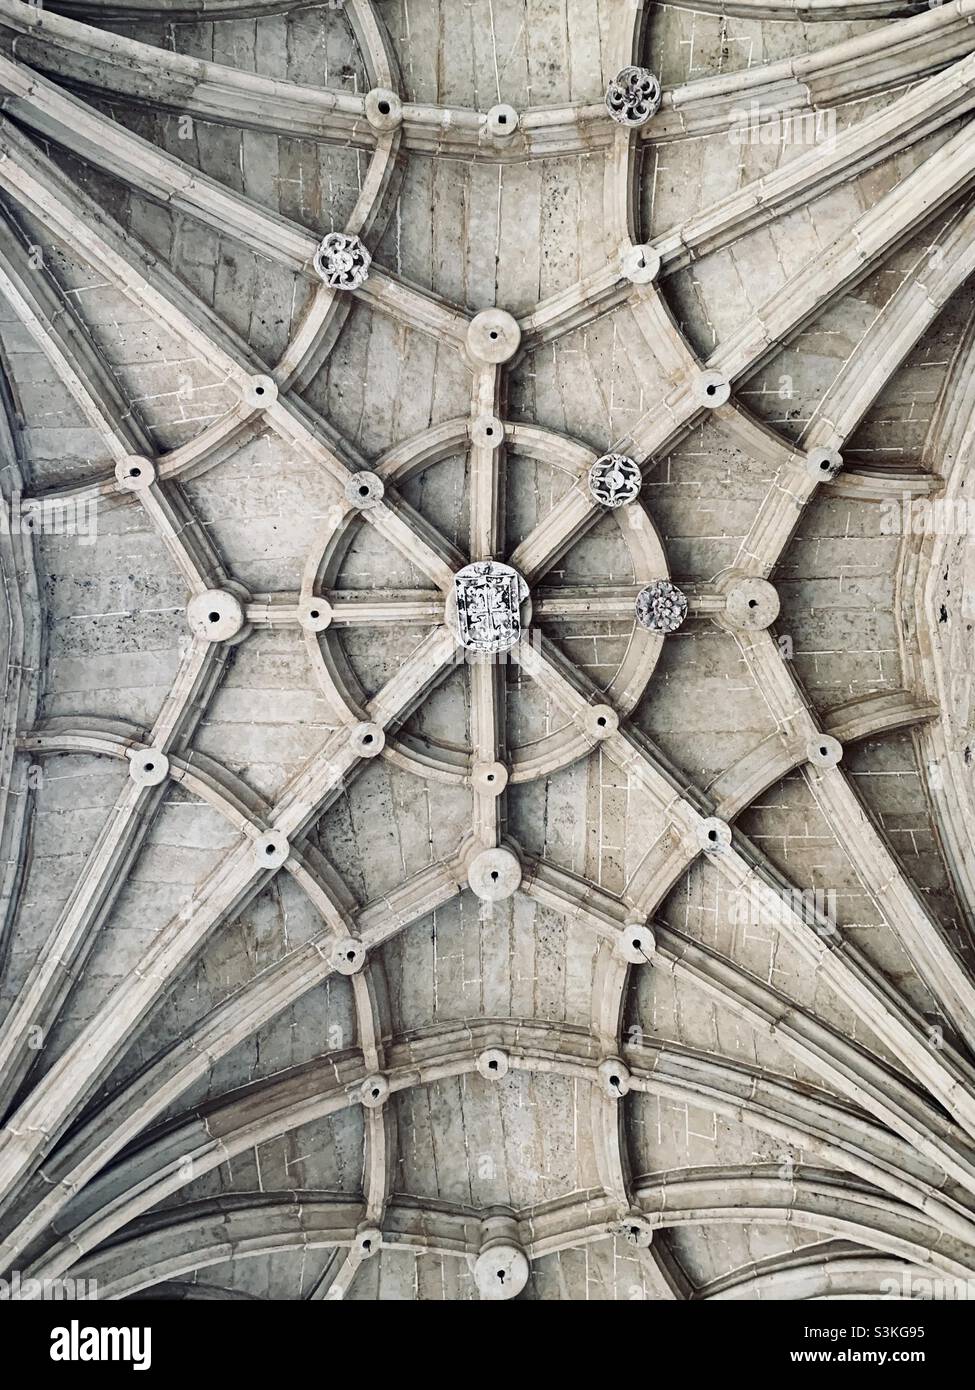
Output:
0,0,973,1311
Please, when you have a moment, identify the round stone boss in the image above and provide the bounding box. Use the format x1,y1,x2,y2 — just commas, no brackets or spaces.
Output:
364,87,402,131
605,66,662,126
474,1244,529,1301
466,308,521,365
485,103,519,138
620,243,661,285
186,588,247,644
588,453,642,508
313,232,371,291
635,580,688,634
115,455,155,491
449,560,530,655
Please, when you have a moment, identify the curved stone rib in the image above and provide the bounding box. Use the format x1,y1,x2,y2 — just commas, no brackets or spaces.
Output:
268,400,464,591
134,483,224,595
655,0,975,142
465,366,508,848
823,690,941,746
708,689,939,821
805,202,975,454
469,366,503,563
717,840,975,1138
629,1042,969,1214
737,628,975,1052
345,0,398,94
518,265,629,349
372,418,471,486
518,640,975,1143
516,117,963,587
21,1025,975,1282
636,1167,975,1278
19,725,275,834
735,201,975,577
0,57,471,351
824,470,939,502
63,1169,974,1300
673,0,926,17
354,268,470,349
0,355,43,1104
1,111,398,502
0,54,316,271
904,313,975,948
0,638,224,1118
0,123,464,594
518,864,975,1198
657,924,975,1197
0,633,459,1208
350,957,394,1274
0,863,462,1272
0,204,150,462
655,51,975,277
698,1249,926,1301
5,0,972,165
0,117,260,385
711,120,975,386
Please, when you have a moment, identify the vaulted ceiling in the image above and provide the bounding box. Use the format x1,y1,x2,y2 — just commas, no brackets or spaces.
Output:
1,0,975,1302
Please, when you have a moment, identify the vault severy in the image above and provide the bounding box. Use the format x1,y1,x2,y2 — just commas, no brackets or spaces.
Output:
0,0,972,1304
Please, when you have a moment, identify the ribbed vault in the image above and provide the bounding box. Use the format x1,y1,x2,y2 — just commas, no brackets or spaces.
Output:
0,0,974,1301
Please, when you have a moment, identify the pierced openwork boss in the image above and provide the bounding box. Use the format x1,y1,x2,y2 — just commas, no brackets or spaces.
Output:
605,67,662,127
588,453,642,507
313,232,371,290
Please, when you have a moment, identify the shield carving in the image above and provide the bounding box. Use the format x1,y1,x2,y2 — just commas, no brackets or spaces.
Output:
453,561,528,653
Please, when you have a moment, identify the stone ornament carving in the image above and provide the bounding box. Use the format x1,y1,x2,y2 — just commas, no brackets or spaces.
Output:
635,580,688,634
330,937,366,976
808,734,843,768
620,243,660,285
605,67,662,126
313,231,371,290
588,452,642,507
453,561,528,653
355,1228,382,1258
617,921,655,964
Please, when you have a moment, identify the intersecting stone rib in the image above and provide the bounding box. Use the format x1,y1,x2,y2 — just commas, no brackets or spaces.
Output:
58,1173,975,1300
23,1027,975,1283
519,637,975,1143
735,203,975,577
0,634,458,1207
737,627,975,1050
711,120,975,385
655,51,975,277
0,638,223,1118
654,0,975,141
0,205,150,461
0,860,459,1274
